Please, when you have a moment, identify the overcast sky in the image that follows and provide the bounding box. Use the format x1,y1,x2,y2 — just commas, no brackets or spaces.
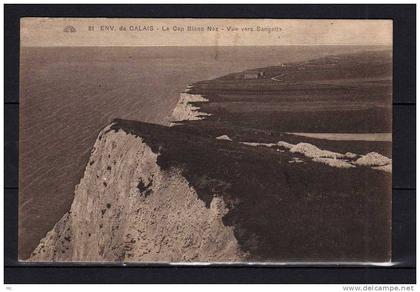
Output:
21,18,392,47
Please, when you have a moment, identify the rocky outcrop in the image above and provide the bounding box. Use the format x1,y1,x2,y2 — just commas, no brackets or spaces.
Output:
29,125,245,262
240,140,391,172
170,92,211,124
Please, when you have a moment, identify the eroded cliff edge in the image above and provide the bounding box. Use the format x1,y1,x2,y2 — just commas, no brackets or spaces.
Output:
29,124,246,262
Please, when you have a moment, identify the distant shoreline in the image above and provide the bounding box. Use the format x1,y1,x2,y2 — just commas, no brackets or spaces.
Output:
286,132,392,142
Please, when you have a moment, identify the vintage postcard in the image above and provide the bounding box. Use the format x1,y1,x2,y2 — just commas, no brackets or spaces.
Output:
19,18,392,263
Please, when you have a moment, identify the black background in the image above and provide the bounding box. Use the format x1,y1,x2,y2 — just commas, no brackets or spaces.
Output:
4,4,416,284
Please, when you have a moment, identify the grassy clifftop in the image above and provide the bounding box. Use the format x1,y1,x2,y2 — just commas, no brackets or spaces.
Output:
185,50,392,133
112,119,391,262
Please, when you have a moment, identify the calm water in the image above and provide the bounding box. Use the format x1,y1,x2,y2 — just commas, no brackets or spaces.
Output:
19,45,378,259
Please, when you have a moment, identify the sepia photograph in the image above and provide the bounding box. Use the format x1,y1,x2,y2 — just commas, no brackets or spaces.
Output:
18,18,393,263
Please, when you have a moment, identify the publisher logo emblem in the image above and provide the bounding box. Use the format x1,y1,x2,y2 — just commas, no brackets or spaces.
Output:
63,26,76,33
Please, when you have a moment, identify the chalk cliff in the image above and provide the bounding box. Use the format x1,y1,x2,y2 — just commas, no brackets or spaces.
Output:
29,124,245,262
29,119,391,263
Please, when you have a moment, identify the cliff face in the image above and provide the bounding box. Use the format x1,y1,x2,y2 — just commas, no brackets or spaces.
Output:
29,125,245,262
